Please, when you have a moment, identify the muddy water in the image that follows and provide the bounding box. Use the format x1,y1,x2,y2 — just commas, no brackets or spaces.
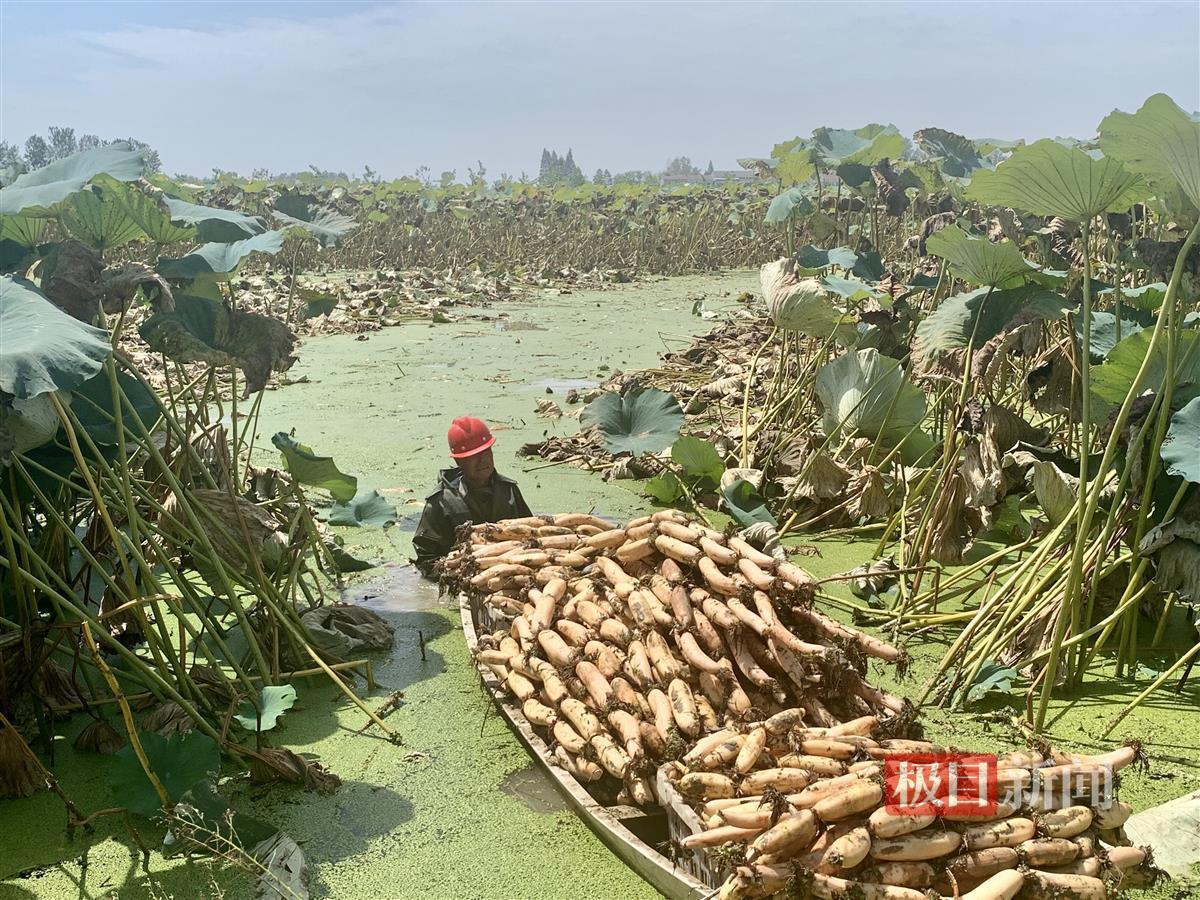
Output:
0,272,757,900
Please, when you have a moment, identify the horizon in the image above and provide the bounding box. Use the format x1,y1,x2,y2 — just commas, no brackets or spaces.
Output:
1,1,1198,180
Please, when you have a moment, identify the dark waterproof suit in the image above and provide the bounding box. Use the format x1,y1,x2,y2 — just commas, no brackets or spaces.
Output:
412,468,532,578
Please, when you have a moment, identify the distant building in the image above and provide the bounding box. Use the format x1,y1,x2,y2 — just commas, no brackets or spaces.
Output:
661,169,759,186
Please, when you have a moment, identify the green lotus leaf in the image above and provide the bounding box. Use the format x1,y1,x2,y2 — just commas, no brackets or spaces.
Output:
0,143,145,216
913,128,984,178
234,684,297,732
1161,396,1200,484
811,125,906,166
0,276,111,400
815,348,927,446
925,224,1038,287
775,152,816,188
721,478,777,528
162,196,266,242
0,214,49,248
821,274,878,302
965,139,1145,221
1,394,60,461
271,431,357,501
1089,329,1200,406
111,730,220,817
835,163,874,190
61,180,147,252
913,286,1069,367
580,388,684,456
140,294,296,395
644,471,685,504
671,436,724,483
1098,282,1168,312
1098,93,1200,210
272,192,359,248
69,369,162,445
795,245,858,273
156,231,284,281
1079,311,1146,361
964,660,1019,706
102,177,196,245
328,489,397,526
765,188,813,224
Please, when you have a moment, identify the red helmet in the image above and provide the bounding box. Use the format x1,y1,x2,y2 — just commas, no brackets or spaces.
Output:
447,416,495,459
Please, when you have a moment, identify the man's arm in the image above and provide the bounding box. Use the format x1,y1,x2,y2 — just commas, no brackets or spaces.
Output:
412,498,454,579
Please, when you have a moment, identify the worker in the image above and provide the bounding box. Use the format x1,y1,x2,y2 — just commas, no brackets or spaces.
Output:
412,416,532,578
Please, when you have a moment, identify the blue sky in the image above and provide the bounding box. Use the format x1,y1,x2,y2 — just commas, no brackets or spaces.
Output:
2,1,1197,180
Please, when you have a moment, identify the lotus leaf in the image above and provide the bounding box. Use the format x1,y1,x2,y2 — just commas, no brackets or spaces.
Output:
164,779,278,857
1099,93,1200,210
760,259,855,343
0,276,111,400
925,225,1037,287
111,730,220,817
0,143,145,216
913,128,984,177
272,192,359,248
104,177,196,245
141,294,295,395
965,139,1145,221
1,394,60,461
815,349,927,446
328,489,397,526
162,196,266,242
821,274,877,302
70,369,161,445
1079,311,1146,361
721,477,777,528
157,230,284,280
765,188,813,224
1099,282,1168,312
234,684,297,732
1029,460,1079,526
671,436,724,484
1089,330,1200,405
644,471,684,504
775,152,816,188
795,245,858,272
913,286,1068,367
271,432,357,501
964,660,1019,705
580,388,684,456
811,125,906,166
0,213,49,247
1162,396,1200,484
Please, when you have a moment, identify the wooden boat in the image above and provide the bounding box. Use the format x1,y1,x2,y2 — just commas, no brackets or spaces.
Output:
460,592,711,900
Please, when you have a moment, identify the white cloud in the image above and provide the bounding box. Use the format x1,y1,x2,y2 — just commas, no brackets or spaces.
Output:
2,0,1197,178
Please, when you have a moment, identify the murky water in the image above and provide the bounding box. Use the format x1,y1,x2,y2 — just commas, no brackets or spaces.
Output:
499,763,569,814
494,318,546,332
528,377,599,393
341,562,450,612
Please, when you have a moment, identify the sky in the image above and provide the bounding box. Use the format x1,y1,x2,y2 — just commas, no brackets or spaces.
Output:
1,1,1198,180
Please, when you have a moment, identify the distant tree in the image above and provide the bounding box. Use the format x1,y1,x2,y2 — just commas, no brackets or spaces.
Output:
23,135,51,169
0,141,26,185
539,149,552,183
414,165,433,186
251,167,271,180
78,133,101,152
706,160,714,176
439,170,456,187
593,168,608,185
362,164,380,183
564,149,584,186
612,170,655,184
664,156,702,178
467,159,487,187
47,125,77,160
